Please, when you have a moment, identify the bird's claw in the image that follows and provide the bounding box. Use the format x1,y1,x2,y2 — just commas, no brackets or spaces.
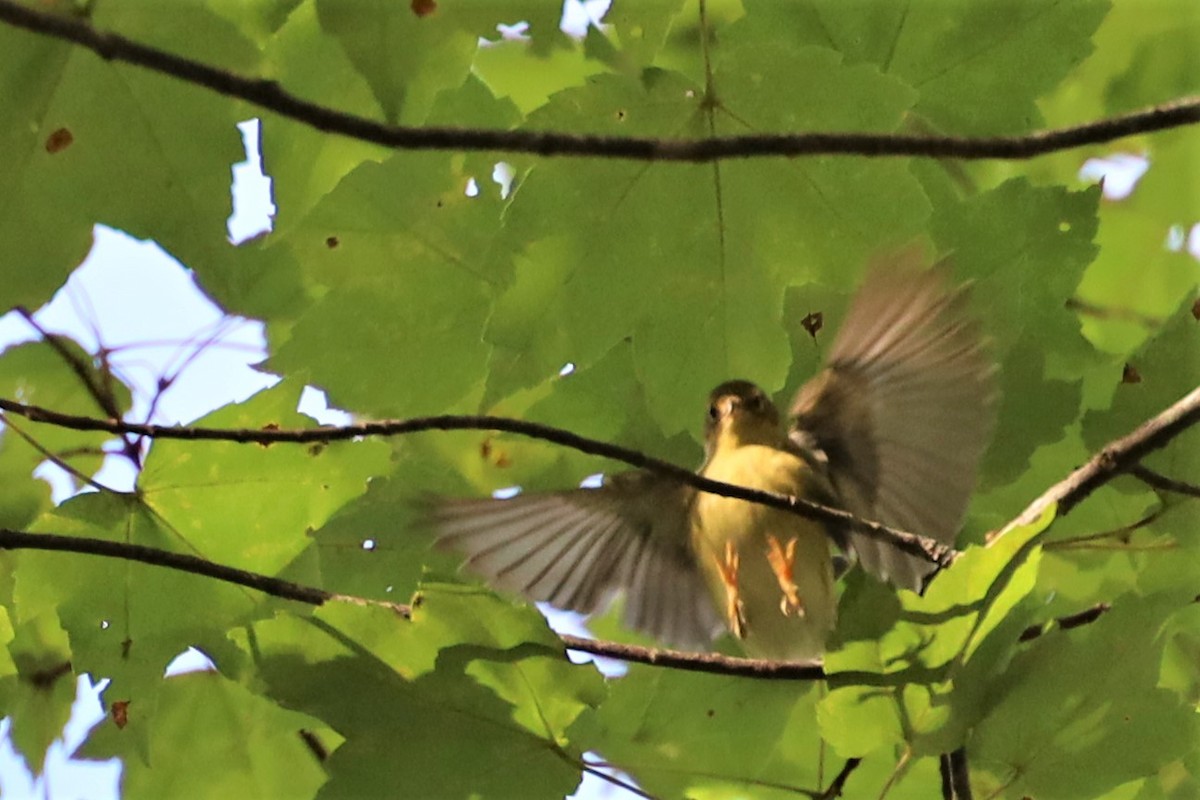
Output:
766,535,805,618
713,540,747,639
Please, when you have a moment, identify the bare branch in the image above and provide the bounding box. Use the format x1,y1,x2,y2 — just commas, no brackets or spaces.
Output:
0,412,115,495
994,385,1200,539
1129,464,1200,499
0,396,949,566
0,533,1170,682
946,747,973,800
819,758,862,799
0,527,407,616
0,383,1194,682
0,1,1196,163
13,308,141,465
559,634,825,680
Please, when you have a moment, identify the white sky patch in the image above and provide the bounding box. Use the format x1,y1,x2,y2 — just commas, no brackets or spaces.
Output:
1078,152,1150,200
228,119,275,243
561,0,611,38
493,162,515,198
579,472,605,488
165,647,217,677
298,385,353,426
492,485,523,499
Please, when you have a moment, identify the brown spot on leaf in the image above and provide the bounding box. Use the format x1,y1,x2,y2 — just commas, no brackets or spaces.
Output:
308,443,326,456
1122,363,1142,384
299,729,329,761
411,0,436,16
480,438,492,459
1192,297,1200,321
801,311,824,339
494,452,511,468
112,700,130,729
45,127,73,154
326,236,339,249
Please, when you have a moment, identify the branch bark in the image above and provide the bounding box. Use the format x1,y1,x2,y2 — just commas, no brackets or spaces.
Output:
0,396,951,566
0,528,408,616
994,384,1200,539
0,385,1194,681
0,0,1196,163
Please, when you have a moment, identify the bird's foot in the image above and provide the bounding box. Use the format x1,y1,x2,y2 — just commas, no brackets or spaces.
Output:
713,540,747,639
766,535,805,618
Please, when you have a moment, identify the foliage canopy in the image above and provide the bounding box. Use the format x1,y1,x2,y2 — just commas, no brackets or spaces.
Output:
0,0,1198,797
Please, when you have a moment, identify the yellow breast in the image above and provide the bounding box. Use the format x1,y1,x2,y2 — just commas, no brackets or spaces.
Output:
693,444,836,660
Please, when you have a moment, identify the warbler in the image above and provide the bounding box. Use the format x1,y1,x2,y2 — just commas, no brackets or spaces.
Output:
432,257,996,660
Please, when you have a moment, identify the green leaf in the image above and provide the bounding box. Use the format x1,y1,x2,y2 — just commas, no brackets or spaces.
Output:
0,339,131,527
741,0,1110,133
79,671,328,800
972,597,1199,799
495,55,925,436
571,667,827,798
4,611,75,773
0,4,257,309
243,583,603,798
1083,300,1199,487
819,505,1052,757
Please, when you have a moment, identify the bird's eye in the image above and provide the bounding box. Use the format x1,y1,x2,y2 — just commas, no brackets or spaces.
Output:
708,403,720,421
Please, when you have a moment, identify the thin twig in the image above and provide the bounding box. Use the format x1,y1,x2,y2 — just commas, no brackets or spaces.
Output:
0,532,1171,682
559,634,825,680
819,758,862,799
0,1,1197,163
14,308,123,421
947,747,972,800
1043,507,1164,550
0,397,950,566
0,383,1194,681
14,308,141,464
0,528,408,616
0,413,115,495
992,385,1200,540
1129,464,1200,498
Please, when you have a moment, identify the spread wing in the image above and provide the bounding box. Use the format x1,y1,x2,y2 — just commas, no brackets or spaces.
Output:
789,256,997,591
430,471,724,650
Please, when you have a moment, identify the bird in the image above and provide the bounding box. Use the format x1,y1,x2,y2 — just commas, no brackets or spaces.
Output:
430,254,996,661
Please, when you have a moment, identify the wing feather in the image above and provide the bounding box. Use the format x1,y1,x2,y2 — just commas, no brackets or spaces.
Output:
430,472,723,649
790,254,997,590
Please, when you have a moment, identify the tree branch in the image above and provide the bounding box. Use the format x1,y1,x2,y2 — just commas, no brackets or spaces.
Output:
558,634,825,679
946,747,973,800
993,384,1200,539
1129,464,1200,499
819,758,862,799
0,525,1165,683
0,384,1194,681
0,0,1196,163
0,397,950,566
13,308,141,465
0,528,408,616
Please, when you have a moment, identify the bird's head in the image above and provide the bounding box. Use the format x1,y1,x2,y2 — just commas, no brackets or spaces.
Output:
703,380,781,458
